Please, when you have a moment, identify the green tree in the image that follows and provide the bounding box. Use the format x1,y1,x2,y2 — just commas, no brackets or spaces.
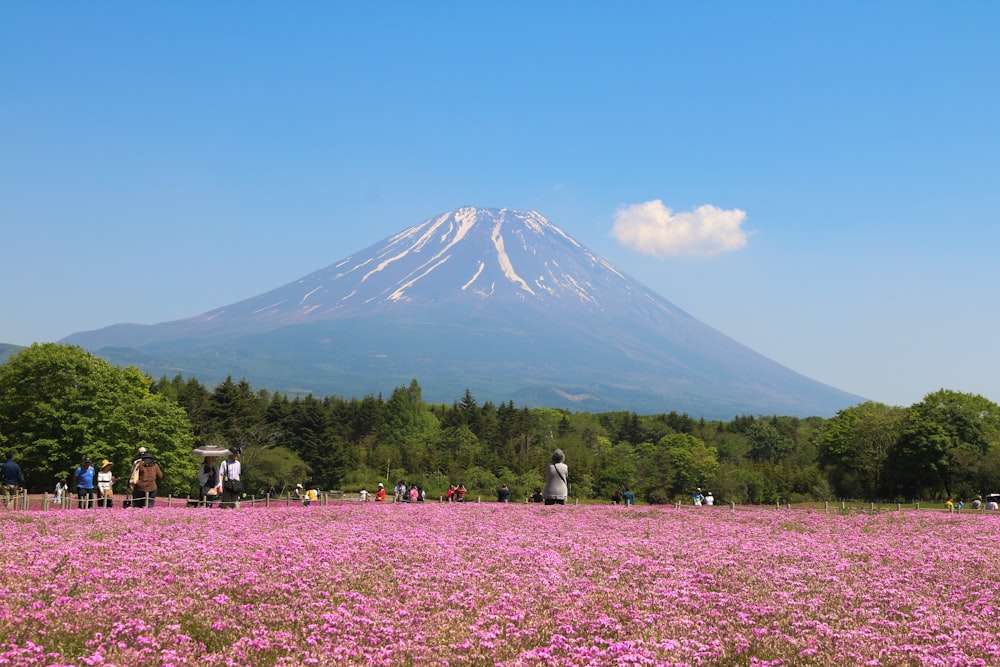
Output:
244,445,311,495
0,344,195,494
661,433,719,497
887,390,1000,499
819,402,908,499
745,421,792,463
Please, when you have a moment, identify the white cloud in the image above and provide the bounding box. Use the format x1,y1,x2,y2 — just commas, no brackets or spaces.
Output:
611,199,749,257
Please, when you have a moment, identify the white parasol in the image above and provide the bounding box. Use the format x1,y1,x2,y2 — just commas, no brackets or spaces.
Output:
191,446,232,458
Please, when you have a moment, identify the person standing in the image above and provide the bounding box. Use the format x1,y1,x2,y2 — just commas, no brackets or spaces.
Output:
1,452,23,509
53,477,67,506
693,488,704,506
96,460,116,508
497,484,511,503
543,449,569,506
131,451,163,508
74,457,97,509
197,457,221,508
623,488,635,506
219,448,243,509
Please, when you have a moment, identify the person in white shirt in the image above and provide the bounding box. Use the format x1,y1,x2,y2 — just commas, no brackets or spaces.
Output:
96,459,116,508
220,448,243,509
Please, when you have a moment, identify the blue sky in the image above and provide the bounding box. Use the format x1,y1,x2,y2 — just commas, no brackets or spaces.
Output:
2,1,998,409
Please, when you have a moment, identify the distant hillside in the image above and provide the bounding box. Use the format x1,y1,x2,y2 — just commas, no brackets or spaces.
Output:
63,207,865,418
0,343,25,363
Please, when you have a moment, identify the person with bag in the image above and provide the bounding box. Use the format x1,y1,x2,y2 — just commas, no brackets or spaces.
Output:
131,451,163,508
197,456,222,508
543,449,569,506
219,448,243,509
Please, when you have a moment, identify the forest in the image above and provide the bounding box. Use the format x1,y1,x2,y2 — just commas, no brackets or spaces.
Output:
2,343,1000,504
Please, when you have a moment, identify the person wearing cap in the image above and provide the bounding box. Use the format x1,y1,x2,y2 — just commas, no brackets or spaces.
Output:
96,460,116,508
131,451,163,508
374,482,386,502
693,488,704,506
73,457,97,509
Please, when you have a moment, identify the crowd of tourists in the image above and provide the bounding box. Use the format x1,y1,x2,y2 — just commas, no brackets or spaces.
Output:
1,447,246,510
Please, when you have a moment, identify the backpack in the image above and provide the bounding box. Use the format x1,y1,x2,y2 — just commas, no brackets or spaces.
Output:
128,462,141,486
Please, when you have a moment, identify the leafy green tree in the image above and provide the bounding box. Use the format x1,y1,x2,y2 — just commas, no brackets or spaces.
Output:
381,380,440,475
745,421,792,463
887,390,1000,499
441,424,479,476
661,433,719,497
819,402,908,498
0,344,195,494
243,445,311,495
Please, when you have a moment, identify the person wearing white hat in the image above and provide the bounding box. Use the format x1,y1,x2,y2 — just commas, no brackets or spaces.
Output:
374,482,386,502
96,460,116,508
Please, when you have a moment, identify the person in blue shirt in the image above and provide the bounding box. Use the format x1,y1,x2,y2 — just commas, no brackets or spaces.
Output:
73,457,97,509
1,452,23,508
622,488,635,506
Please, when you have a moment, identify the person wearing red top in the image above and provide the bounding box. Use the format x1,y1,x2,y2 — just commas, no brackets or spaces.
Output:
374,483,386,502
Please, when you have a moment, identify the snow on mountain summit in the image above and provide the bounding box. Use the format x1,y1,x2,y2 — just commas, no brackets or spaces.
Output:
197,206,648,327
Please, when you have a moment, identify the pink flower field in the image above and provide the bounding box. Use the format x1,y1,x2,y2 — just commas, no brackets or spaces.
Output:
1,503,998,667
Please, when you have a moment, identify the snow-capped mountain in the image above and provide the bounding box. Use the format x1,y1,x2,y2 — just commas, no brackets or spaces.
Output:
62,207,863,417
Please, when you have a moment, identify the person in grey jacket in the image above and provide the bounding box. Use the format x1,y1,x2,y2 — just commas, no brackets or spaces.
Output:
543,449,569,505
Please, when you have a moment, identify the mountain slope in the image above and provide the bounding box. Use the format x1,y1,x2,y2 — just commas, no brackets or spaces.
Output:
62,207,863,417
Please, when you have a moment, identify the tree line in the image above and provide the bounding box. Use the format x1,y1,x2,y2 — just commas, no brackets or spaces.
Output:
1,343,999,504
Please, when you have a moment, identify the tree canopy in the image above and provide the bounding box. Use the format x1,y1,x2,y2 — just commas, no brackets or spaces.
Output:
0,344,195,494
3,344,1000,504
